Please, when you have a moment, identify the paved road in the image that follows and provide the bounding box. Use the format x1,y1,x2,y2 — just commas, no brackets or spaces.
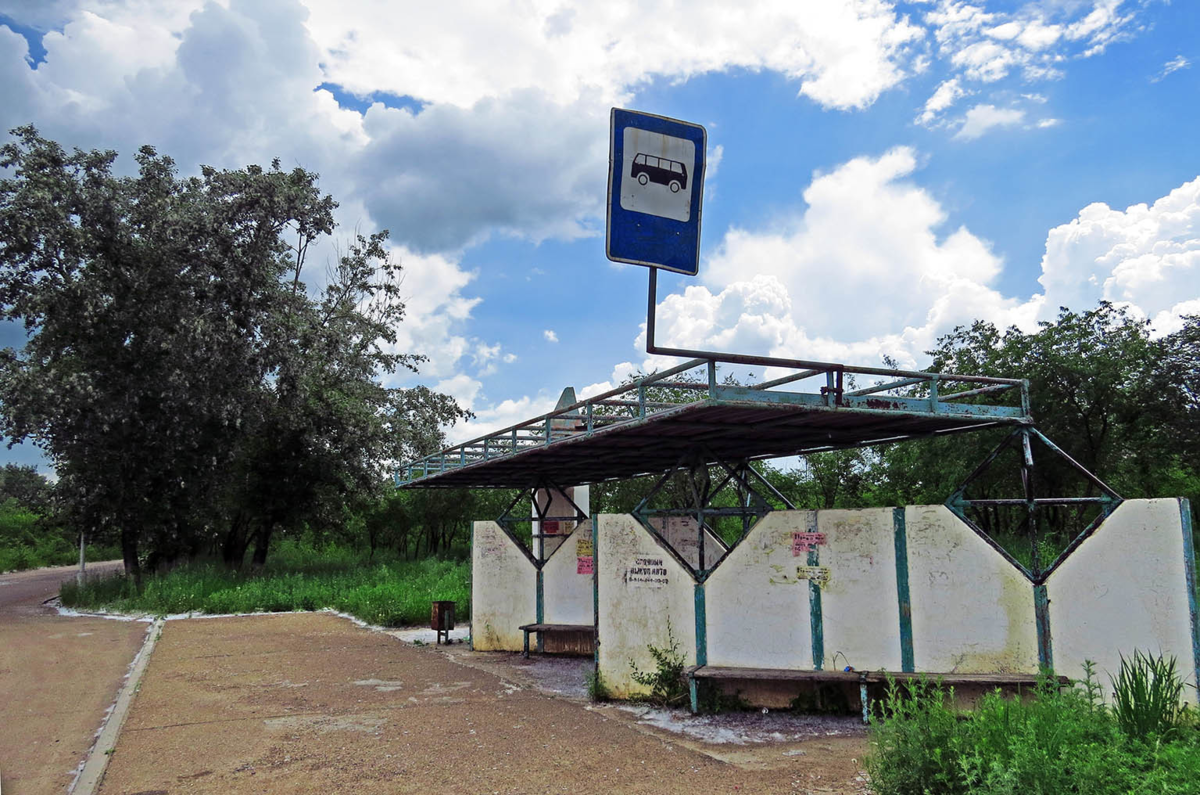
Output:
0,562,147,795
98,613,869,794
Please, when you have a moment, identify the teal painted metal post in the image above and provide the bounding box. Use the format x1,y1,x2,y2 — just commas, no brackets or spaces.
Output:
1179,499,1199,692
893,508,915,672
1034,584,1053,671
808,515,824,670
536,569,545,653
694,582,708,667
860,680,870,724
592,514,601,673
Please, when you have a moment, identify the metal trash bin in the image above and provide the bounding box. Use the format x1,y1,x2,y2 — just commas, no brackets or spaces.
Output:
431,600,455,645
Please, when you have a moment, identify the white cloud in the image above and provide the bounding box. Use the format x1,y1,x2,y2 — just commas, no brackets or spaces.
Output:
918,76,970,124
445,393,558,444
304,0,925,112
954,103,1025,139
355,91,607,252
642,149,1200,376
1037,175,1200,333
923,1,1140,99
543,329,558,343
1151,55,1191,83
682,147,1033,368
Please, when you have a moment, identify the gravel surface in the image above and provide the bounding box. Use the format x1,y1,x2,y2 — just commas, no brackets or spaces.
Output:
0,562,146,795
96,612,871,794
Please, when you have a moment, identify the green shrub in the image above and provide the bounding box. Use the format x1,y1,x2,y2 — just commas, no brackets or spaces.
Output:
628,619,688,707
866,662,1200,795
1110,650,1189,741
865,676,967,795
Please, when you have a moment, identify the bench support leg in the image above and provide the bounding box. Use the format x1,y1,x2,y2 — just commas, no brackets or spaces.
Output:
860,681,870,725
688,673,699,714
523,630,530,658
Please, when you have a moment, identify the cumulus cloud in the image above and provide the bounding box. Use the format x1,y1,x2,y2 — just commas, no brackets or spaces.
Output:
1037,176,1200,332
543,329,559,343
304,0,925,111
954,103,1025,139
642,149,1199,375
355,91,607,252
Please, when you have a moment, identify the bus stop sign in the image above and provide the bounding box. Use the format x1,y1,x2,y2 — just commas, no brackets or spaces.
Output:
606,108,706,276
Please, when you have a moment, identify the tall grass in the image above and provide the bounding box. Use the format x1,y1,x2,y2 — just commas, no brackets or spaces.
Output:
866,657,1200,795
0,539,122,573
59,540,469,627
1110,651,1189,740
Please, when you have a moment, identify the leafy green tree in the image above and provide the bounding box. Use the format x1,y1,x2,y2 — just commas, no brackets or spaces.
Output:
0,127,464,577
0,464,52,513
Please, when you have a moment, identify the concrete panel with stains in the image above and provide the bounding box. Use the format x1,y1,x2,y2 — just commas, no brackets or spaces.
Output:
471,521,536,652
1047,498,1197,701
705,511,814,669
542,519,595,626
820,508,904,672
596,514,697,698
648,516,727,570
905,505,1040,674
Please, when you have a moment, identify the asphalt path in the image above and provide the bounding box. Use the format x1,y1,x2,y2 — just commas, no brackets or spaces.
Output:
0,562,146,795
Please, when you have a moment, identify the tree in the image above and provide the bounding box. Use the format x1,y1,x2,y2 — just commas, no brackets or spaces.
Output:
0,128,464,577
0,464,52,513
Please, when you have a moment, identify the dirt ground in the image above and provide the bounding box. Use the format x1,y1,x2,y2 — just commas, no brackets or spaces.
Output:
97,612,869,794
0,562,146,795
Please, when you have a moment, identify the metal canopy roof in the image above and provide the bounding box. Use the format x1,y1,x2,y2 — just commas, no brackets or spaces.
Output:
397,356,1031,489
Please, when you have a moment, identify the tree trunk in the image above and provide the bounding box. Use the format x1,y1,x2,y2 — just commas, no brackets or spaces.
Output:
121,526,141,588
250,524,273,570
221,513,251,569
77,531,86,586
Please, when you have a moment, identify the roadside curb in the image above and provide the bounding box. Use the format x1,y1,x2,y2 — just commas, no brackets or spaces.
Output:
70,617,164,795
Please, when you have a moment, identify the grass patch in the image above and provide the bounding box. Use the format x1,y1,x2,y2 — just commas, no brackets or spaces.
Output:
866,656,1200,795
0,540,121,573
59,540,469,627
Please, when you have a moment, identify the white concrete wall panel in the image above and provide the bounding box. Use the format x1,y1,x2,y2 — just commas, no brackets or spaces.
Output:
649,516,727,570
471,521,536,652
1047,499,1197,700
819,509,904,672
905,505,1040,674
542,520,595,626
705,511,814,670
596,514,697,698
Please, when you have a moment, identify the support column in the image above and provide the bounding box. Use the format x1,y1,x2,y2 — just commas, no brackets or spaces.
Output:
893,507,915,673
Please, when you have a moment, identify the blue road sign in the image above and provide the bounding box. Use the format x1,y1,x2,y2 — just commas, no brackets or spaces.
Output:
606,108,706,276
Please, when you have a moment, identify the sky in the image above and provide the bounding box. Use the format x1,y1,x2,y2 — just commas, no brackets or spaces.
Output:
0,0,1198,471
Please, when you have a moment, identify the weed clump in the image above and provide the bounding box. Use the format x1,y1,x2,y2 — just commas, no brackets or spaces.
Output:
629,619,689,707
866,655,1200,795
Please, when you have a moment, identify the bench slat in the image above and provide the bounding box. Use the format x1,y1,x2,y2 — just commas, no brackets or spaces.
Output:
518,623,592,632
688,665,1068,686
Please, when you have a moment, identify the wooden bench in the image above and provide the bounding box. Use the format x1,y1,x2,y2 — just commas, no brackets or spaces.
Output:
518,623,593,657
685,665,1070,722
